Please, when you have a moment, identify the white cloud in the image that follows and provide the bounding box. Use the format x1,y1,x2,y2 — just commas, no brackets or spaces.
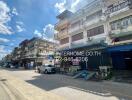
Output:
16,25,25,32
16,21,25,32
0,1,12,34
43,24,54,37
71,0,81,12
55,0,91,13
0,45,11,60
0,38,10,43
10,43,15,46
55,0,66,13
34,30,42,37
0,24,12,34
16,21,24,25
12,7,18,16
34,24,58,43
0,46,5,53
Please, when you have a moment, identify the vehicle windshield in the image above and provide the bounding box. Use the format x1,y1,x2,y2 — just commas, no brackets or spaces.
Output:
43,65,54,67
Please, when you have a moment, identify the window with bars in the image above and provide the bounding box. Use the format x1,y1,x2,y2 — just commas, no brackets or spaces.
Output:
130,16,132,24
72,32,83,42
86,10,102,21
87,25,104,37
122,18,129,28
70,20,81,28
110,15,132,30
60,37,69,45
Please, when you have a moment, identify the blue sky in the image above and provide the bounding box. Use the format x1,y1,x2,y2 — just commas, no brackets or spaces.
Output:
0,0,92,59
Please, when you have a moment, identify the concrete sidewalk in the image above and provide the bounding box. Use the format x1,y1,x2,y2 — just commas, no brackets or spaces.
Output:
49,87,120,100
0,69,65,100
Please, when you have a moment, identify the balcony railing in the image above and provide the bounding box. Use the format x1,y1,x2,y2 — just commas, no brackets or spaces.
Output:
87,33,106,45
54,29,68,39
105,0,131,15
69,24,83,34
55,19,69,30
56,43,69,50
109,30,132,38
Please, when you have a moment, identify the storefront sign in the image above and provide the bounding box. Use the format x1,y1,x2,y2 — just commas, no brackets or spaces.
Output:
61,50,102,57
59,50,102,62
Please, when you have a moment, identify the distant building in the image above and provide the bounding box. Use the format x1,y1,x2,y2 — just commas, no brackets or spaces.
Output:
11,47,21,67
9,37,56,69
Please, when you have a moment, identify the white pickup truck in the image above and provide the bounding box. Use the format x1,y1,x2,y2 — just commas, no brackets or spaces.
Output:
37,64,56,74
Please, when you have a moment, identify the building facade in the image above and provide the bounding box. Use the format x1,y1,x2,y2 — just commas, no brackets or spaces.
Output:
10,37,55,69
55,0,132,72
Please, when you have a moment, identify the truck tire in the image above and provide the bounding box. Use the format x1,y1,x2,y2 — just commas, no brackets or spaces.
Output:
44,70,48,74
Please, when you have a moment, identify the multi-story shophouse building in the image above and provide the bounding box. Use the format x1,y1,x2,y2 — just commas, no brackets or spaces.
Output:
103,0,132,71
55,0,132,74
7,37,55,69
19,39,29,68
21,37,55,69
11,47,21,67
1,54,12,67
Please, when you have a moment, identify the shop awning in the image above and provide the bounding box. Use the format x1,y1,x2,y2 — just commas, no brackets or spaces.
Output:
110,31,132,38
59,43,107,52
108,43,132,52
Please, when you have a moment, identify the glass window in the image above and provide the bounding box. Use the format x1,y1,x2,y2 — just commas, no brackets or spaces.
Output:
130,16,132,25
122,18,129,28
48,65,53,67
94,28,98,35
90,29,94,36
116,21,122,29
111,23,116,30
71,20,80,28
72,32,83,42
86,10,102,21
87,30,91,37
99,25,104,33
60,37,69,45
87,25,104,37
113,5,118,12
110,15,132,30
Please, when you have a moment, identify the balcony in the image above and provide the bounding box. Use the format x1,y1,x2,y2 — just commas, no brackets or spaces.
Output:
38,52,53,56
86,33,106,45
55,19,69,30
110,30,132,38
71,39,85,48
54,29,69,40
56,43,70,51
84,17,103,28
105,0,131,16
69,24,83,34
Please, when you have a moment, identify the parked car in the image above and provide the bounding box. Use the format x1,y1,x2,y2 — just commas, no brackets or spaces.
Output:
4,63,15,68
37,64,56,74
4,63,11,68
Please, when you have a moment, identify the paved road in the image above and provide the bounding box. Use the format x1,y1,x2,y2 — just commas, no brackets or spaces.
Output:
0,78,26,100
0,69,65,100
0,81,11,100
5,68,132,100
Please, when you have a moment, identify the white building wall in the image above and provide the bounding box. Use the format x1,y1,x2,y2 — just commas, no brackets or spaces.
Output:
55,0,132,50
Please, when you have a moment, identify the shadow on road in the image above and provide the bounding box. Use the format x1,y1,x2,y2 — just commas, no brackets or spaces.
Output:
26,73,131,100
2,68,131,100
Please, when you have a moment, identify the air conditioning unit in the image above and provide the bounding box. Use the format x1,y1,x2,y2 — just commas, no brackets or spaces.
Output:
100,15,106,21
87,37,93,42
